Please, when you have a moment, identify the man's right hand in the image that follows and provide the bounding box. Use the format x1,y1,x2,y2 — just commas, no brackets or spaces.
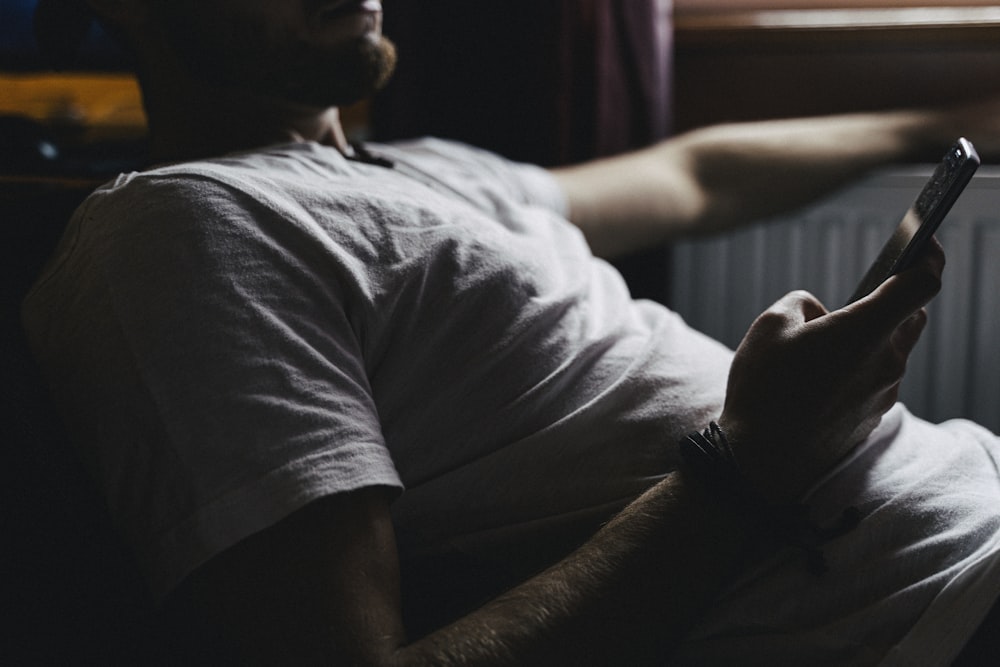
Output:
719,240,944,504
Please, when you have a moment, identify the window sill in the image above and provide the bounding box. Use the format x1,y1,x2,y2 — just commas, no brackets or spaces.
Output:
672,6,1000,131
676,6,1000,48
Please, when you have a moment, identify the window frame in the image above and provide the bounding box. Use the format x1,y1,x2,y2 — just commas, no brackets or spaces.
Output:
676,0,1000,11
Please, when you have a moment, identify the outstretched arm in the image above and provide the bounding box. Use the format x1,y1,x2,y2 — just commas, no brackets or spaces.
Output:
552,104,997,258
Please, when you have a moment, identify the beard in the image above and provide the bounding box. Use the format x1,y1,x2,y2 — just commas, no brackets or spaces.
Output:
253,35,398,108
154,3,397,108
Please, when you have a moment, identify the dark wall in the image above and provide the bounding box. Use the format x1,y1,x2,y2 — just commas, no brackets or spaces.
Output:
374,0,674,167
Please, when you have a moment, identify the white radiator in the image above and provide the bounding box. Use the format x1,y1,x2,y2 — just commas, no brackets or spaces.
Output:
669,165,1000,433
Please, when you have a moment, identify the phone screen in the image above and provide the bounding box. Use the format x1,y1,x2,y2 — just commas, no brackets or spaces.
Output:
846,138,980,305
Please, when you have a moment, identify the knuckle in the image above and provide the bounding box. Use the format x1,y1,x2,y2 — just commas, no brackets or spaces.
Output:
787,289,817,302
790,289,824,311
754,309,787,329
751,308,794,336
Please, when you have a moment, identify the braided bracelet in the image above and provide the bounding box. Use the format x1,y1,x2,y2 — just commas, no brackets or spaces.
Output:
679,422,861,575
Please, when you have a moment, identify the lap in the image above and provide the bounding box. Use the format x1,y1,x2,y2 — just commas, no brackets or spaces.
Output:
673,405,1000,666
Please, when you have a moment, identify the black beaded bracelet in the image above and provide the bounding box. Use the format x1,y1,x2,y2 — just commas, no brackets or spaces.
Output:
679,422,861,576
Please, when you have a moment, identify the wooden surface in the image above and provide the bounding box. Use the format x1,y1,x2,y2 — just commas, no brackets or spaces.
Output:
674,7,1000,131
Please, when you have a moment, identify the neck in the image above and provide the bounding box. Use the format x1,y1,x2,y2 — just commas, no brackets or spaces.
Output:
140,75,351,164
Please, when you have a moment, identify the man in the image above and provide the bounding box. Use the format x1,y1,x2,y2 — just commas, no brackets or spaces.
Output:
23,0,1000,664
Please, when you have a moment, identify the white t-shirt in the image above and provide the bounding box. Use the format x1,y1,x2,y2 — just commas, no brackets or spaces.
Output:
22,138,1000,664
23,139,731,597
674,404,1000,666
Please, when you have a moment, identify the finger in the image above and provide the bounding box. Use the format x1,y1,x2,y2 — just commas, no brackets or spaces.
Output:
849,244,944,336
849,412,886,449
890,308,929,357
924,236,946,270
911,236,946,280
864,311,927,400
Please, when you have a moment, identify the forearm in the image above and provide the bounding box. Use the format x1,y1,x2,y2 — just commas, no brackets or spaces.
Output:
555,108,956,257
393,471,753,666
165,464,756,666
676,110,947,233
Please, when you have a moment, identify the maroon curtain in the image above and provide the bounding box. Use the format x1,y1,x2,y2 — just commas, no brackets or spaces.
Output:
373,0,674,167
555,0,673,163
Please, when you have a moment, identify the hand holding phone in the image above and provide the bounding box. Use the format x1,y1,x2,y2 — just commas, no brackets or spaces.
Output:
846,138,980,305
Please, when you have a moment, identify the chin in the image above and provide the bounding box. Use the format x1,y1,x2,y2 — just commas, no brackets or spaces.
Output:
270,34,398,109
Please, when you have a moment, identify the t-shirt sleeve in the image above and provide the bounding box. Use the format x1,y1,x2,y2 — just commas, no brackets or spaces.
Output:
382,137,571,219
87,175,402,599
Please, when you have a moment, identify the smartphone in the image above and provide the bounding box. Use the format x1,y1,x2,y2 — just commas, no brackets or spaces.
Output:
846,137,980,305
